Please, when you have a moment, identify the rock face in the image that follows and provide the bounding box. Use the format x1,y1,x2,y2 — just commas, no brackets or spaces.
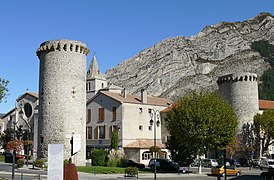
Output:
106,13,274,100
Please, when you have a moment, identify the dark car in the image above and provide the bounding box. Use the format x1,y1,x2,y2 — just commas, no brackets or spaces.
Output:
123,159,145,169
148,158,179,173
2,152,25,163
227,159,241,167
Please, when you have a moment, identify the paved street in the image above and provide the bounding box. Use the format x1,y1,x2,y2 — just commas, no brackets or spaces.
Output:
0,162,263,180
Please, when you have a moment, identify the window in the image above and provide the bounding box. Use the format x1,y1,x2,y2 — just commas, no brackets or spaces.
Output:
148,126,152,131
148,109,152,114
139,108,142,113
98,108,104,121
109,125,118,138
86,126,92,139
139,125,143,130
101,83,104,88
142,151,152,160
87,109,91,123
99,126,105,139
112,107,116,121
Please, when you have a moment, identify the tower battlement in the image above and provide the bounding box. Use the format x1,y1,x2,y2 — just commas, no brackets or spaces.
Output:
217,73,258,85
36,39,90,57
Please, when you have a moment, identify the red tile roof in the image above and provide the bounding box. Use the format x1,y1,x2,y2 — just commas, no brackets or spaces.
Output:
124,139,166,149
259,100,274,110
99,91,172,107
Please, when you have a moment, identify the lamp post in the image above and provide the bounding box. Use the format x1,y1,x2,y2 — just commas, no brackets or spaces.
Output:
149,109,160,180
19,102,32,167
11,116,16,180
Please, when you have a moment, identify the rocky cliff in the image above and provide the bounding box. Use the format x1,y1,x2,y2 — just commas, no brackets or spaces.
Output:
105,13,274,100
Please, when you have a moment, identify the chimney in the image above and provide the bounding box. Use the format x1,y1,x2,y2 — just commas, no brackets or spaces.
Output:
122,88,127,98
141,89,147,104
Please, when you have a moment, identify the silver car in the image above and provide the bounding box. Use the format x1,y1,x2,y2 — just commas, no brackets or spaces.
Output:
202,159,218,168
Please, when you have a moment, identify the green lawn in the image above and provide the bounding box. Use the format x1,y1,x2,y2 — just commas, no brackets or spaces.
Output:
0,155,4,162
77,166,151,174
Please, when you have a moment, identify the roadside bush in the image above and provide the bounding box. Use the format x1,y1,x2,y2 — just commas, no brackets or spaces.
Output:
34,159,46,168
17,158,25,168
125,166,138,176
91,149,107,166
64,159,69,165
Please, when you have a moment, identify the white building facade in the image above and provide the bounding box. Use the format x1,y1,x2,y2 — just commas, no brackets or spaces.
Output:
86,89,172,165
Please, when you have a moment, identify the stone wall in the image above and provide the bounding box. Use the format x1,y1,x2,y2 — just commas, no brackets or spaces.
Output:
36,39,89,166
217,72,259,129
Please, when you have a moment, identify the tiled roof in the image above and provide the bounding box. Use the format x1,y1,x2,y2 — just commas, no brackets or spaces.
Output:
101,91,172,107
259,100,274,110
17,92,38,101
124,139,166,149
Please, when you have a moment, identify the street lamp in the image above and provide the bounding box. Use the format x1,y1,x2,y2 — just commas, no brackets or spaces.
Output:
19,102,32,167
149,109,160,180
11,116,16,180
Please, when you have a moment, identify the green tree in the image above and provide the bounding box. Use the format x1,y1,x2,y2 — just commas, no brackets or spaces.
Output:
0,78,9,103
110,130,119,151
0,128,14,149
254,110,274,156
166,91,238,163
251,40,274,100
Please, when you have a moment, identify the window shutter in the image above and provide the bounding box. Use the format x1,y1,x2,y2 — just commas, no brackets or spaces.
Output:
95,126,98,139
87,109,91,123
109,126,112,138
103,125,106,139
86,127,88,139
90,126,92,139
98,108,105,121
102,109,105,121
112,107,116,121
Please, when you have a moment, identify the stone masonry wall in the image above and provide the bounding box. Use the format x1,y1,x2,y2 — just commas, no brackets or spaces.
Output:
36,39,89,166
217,72,259,129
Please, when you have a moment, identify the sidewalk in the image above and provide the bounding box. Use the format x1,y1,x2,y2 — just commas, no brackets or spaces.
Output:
78,171,207,180
0,165,207,180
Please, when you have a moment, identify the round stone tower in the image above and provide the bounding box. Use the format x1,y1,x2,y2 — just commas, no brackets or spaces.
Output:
217,72,259,129
36,40,89,165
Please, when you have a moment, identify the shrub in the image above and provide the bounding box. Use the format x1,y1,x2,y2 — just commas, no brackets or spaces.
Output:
91,149,107,166
64,159,69,165
107,158,118,167
17,158,25,167
34,159,46,168
125,166,138,176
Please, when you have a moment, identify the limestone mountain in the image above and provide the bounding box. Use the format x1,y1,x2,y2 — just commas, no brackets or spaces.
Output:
105,13,274,100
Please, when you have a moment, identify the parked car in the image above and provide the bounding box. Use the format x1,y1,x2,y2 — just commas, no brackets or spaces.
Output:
227,159,241,167
211,165,241,176
123,159,145,169
148,158,179,172
2,152,25,164
252,159,260,167
238,158,249,167
202,159,218,168
260,159,274,171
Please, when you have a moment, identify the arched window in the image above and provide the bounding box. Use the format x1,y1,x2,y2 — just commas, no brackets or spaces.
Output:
142,151,152,160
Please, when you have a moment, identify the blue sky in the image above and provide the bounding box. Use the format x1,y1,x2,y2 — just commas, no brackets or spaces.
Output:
0,0,274,113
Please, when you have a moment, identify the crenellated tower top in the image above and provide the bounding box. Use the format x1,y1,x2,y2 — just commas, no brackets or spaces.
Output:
36,39,90,57
217,72,259,85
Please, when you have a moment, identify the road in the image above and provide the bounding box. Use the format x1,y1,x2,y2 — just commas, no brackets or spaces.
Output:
0,162,263,180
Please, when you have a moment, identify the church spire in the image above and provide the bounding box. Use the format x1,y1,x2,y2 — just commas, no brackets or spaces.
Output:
87,54,105,80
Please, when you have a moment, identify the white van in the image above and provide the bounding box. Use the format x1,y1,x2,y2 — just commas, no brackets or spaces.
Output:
260,158,274,171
